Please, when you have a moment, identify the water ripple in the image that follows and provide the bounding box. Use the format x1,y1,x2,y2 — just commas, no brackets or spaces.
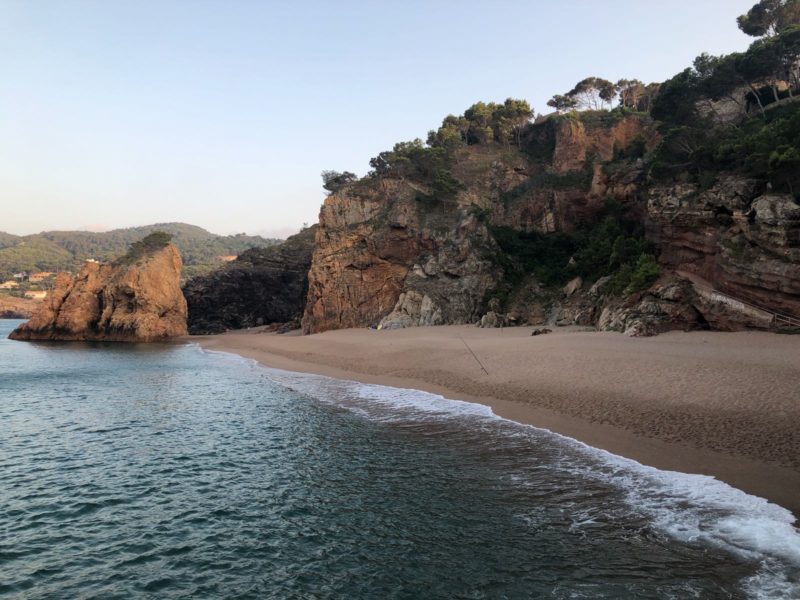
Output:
0,323,797,598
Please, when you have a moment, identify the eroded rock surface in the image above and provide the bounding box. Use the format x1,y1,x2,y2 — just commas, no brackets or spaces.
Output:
647,176,800,318
302,177,501,333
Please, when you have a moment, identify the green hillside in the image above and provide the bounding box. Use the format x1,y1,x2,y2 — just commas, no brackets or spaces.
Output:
0,237,74,275
0,223,281,279
0,232,20,250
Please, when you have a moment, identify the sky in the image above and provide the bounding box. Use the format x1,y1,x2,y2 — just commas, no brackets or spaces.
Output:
1,0,757,238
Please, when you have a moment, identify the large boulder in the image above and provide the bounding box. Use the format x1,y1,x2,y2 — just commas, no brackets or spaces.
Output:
597,276,706,337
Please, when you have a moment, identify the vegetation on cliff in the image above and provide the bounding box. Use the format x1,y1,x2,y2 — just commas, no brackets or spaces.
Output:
547,77,660,113
297,0,800,335
489,200,656,292
649,3,800,193
115,231,174,265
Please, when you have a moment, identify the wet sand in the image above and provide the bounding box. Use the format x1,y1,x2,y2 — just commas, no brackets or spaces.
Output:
194,325,800,516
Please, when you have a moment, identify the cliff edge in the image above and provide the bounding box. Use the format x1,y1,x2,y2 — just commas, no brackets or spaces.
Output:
9,238,188,342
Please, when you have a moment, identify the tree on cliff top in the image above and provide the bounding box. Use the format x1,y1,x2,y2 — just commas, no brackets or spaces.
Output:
567,77,617,110
738,0,800,37
321,170,357,194
117,231,173,264
619,81,661,112
550,80,658,113
547,94,578,113
495,98,534,146
427,116,466,150
651,25,800,125
425,99,532,148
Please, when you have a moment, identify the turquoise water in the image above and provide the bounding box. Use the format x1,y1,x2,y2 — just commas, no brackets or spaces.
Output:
1,319,799,599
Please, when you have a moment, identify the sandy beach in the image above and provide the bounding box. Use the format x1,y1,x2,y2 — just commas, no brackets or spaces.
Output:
195,325,800,516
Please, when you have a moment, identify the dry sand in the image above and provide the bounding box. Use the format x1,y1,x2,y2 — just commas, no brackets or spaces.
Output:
194,325,800,516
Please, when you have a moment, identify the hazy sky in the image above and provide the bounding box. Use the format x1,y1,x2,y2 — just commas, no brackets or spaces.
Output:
2,0,756,237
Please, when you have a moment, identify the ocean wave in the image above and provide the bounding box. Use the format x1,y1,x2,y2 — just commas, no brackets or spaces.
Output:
198,345,800,597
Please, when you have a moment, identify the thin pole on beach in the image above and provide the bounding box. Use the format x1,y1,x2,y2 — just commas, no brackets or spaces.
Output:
459,335,489,376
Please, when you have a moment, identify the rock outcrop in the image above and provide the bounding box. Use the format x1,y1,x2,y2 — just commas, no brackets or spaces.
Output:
647,175,800,318
597,276,707,337
476,115,655,235
183,226,316,334
302,178,501,334
550,114,658,174
9,243,187,342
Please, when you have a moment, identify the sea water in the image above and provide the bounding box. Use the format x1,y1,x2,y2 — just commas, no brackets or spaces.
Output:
1,319,798,599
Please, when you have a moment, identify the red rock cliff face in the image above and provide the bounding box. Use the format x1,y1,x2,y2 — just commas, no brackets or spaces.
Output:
302,179,425,333
550,115,658,173
647,176,800,317
301,171,504,334
9,244,188,342
301,115,657,334
486,115,658,234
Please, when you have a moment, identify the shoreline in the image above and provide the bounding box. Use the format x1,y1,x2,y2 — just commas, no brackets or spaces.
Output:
193,325,800,518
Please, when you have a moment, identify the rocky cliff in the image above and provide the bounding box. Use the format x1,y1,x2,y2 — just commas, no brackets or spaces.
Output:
302,114,659,334
299,105,799,336
647,177,800,318
9,243,187,342
302,178,500,333
185,21,800,338
183,226,316,334
532,171,800,336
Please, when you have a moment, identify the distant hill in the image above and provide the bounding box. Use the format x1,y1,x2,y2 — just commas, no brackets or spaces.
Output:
0,231,21,250
0,223,282,279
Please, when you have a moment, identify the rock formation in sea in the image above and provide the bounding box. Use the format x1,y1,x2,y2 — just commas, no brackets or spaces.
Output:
183,226,317,334
9,235,188,342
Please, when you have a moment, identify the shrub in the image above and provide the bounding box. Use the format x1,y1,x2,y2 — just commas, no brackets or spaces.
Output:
489,226,577,287
431,168,462,198
629,254,662,291
489,200,653,290
650,101,800,193
608,253,661,295
321,170,357,194
613,136,647,161
117,232,173,265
